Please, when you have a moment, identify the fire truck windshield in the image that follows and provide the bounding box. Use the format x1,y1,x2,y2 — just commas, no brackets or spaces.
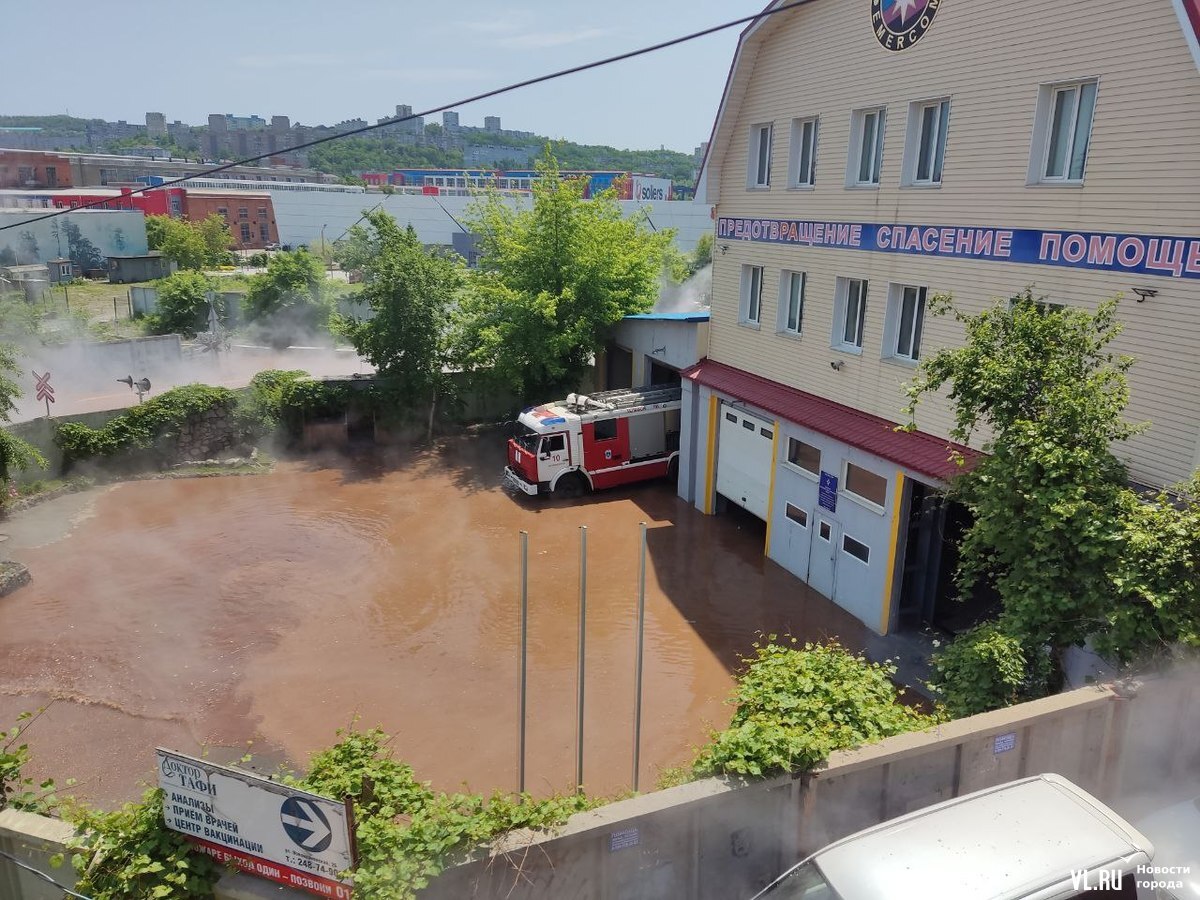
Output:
513,424,540,453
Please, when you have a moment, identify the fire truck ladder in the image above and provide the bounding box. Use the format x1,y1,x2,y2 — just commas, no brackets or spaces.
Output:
583,385,682,411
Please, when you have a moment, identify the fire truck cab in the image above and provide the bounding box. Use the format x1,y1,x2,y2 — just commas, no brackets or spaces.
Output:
504,385,682,498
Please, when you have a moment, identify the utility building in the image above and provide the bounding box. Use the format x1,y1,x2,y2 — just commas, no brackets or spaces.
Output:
682,0,1200,637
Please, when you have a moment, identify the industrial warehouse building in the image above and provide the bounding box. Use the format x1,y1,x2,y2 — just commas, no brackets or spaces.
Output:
678,0,1200,637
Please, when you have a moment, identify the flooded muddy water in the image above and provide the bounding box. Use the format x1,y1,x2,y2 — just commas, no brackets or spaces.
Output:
0,436,866,807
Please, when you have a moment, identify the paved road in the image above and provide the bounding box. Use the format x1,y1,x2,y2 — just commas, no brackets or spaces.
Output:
13,345,373,422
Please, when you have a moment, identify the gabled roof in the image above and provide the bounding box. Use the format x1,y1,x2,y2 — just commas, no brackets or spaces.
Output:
682,359,979,483
697,0,1200,201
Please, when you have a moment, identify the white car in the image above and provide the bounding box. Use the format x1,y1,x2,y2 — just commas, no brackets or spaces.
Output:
753,773,1153,900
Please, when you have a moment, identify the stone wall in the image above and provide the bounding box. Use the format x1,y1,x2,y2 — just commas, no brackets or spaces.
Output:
174,405,241,461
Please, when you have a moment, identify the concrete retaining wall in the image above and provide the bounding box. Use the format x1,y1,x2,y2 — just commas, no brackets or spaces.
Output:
1,658,1193,899
7,408,125,485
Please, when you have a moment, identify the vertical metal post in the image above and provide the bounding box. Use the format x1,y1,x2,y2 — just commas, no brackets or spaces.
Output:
632,522,648,792
518,530,529,794
576,525,587,795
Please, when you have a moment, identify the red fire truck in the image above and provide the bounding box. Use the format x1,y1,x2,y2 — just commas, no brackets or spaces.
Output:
504,385,682,497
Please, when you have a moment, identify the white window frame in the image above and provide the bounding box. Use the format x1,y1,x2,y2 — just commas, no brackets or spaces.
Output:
785,437,821,481
847,107,887,187
788,116,818,188
832,277,868,353
740,265,764,326
883,284,927,364
902,98,950,187
841,533,871,565
747,122,773,188
777,270,806,336
842,461,888,514
1027,78,1099,185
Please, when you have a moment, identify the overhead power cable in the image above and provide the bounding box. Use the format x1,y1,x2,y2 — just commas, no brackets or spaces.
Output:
0,847,96,900
0,0,803,233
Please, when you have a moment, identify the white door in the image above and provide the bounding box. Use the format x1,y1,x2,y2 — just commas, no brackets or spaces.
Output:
537,433,571,482
715,406,774,520
808,516,839,599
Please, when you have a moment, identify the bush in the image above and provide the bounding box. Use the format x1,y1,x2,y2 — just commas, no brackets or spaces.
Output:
928,622,1051,718
55,384,239,464
145,270,215,336
691,639,936,779
237,368,309,432
247,251,269,267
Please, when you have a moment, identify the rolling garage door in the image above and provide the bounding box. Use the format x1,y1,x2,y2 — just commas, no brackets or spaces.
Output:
715,406,774,520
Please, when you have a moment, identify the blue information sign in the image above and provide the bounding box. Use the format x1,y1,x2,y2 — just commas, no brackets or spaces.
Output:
818,472,838,512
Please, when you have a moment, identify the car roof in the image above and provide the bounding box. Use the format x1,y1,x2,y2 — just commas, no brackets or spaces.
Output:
816,774,1152,900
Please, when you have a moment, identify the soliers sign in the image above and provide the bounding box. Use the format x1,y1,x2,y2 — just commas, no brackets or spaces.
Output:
156,749,355,898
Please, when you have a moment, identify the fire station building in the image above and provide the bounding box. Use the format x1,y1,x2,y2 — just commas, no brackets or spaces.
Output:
679,0,1200,636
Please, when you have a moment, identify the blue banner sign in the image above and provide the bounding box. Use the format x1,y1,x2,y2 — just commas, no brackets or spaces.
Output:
716,217,1200,280
819,471,838,512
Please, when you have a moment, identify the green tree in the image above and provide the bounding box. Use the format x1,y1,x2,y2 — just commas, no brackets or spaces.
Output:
690,231,713,274
196,213,234,266
335,210,462,411
146,215,207,270
449,152,675,400
0,344,46,482
144,270,215,336
243,249,331,348
902,292,1195,710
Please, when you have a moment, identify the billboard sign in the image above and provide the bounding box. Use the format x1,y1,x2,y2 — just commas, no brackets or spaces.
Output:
156,748,354,898
717,216,1200,281
631,176,673,202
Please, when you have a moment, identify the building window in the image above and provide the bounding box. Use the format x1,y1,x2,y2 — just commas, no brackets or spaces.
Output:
786,438,820,476
740,265,763,326
217,207,228,219
59,262,71,277
842,534,870,564
785,503,808,527
885,285,927,362
789,117,818,187
240,222,251,242
1030,79,1098,184
257,206,268,218
833,278,868,351
747,123,772,188
260,223,270,242
818,520,832,541
904,99,950,186
238,207,249,219
844,463,887,509
778,271,805,335
848,107,886,186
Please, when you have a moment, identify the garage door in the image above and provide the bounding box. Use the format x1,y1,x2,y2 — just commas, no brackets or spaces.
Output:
715,406,774,520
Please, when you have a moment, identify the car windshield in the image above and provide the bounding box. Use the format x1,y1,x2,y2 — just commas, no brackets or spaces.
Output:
759,861,843,900
512,423,539,452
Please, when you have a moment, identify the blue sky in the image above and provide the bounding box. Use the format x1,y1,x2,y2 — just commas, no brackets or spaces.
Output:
8,0,769,153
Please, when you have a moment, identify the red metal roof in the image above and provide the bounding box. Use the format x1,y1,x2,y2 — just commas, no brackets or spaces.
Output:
682,359,980,483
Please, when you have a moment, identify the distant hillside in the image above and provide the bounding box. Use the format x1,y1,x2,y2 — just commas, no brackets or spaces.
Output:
306,138,465,177
0,115,104,134
311,134,697,184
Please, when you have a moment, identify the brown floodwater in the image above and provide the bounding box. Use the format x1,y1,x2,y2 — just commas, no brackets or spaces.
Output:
0,436,866,807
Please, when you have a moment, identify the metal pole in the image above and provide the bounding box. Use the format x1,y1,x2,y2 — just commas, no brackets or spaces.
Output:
632,522,647,792
576,525,587,795
518,530,529,794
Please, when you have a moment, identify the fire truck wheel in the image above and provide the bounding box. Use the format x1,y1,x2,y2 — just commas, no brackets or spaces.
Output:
554,473,587,499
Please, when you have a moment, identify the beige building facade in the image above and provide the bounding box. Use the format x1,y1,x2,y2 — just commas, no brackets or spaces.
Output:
679,0,1200,636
